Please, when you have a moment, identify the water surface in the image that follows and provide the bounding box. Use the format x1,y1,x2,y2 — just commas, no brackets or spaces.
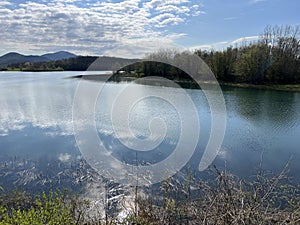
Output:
0,71,299,191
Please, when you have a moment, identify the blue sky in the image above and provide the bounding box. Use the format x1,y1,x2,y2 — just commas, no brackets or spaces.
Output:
0,0,299,58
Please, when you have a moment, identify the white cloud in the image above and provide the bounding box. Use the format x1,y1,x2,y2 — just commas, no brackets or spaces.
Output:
251,0,266,3
223,17,238,21
158,17,185,27
190,36,261,51
190,41,229,51
231,36,260,44
0,0,203,57
155,5,190,14
0,0,11,6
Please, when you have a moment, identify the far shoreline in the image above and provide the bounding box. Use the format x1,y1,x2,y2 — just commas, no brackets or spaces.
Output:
77,73,300,92
2,70,300,92
220,82,300,92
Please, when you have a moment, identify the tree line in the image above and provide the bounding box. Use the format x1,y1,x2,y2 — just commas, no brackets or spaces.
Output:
197,25,300,84
118,25,300,85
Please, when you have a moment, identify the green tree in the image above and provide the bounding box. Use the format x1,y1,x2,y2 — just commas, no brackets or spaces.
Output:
235,44,270,83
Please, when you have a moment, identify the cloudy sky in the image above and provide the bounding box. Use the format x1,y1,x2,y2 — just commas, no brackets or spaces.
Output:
0,0,299,58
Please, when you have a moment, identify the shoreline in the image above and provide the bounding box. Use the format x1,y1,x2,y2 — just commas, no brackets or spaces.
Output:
115,75,300,92
220,82,300,92
2,70,300,92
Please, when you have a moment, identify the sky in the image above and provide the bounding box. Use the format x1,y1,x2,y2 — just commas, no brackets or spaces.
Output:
0,0,299,58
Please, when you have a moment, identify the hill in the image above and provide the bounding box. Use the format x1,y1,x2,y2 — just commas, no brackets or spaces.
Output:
0,51,77,68
0,52,49,68
5,55,139,71
42,51,77,61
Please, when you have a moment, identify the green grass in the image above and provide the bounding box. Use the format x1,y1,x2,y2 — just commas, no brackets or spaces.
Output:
220,82,300,92
3,68,21,71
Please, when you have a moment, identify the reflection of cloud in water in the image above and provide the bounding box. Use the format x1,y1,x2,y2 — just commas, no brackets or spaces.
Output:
216,146,229,160
1,72,300,184
58,153,72,162
0,73,77,135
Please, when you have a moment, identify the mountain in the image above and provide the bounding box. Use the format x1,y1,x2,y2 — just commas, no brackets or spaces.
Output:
21,56,139,71
0,52,48,68
0,51,77,68
0,51,138,71
42,51,77,61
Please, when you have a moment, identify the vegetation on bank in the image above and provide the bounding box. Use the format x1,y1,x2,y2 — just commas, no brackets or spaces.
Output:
0,165,299,224
200,25,300,85
0,191,74,225
115,25,300,87
220,82,300,92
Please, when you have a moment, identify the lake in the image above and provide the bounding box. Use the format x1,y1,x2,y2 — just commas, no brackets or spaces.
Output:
0,71,300,192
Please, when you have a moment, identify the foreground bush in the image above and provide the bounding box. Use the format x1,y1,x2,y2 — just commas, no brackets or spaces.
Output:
0,191,74,225
0,165,299,224
134,166,300,224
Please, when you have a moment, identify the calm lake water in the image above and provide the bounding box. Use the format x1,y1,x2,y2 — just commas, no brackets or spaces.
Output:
0,71,300,192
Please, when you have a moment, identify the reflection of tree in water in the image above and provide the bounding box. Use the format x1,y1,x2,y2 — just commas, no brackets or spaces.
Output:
227,87,299,130
263,91,298,130
222,87,300,181
226,87,264,121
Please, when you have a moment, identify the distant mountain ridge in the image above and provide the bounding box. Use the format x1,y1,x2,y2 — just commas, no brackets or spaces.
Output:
0,51,139,71
42,51,77,61
0,51,77,68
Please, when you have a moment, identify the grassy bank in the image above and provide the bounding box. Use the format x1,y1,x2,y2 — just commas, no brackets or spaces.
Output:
221,82,300,92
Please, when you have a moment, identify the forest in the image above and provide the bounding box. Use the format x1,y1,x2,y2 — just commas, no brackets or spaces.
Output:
118,25,300,85
198,25,300,84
